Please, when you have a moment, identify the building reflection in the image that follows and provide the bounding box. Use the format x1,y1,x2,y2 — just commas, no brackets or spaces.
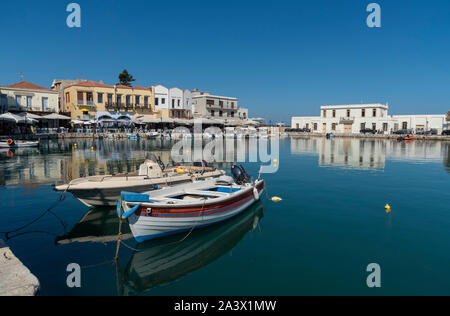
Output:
291,137,449,170
0,138,244,186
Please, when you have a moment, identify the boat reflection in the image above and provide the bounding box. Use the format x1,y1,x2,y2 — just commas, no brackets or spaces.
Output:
119,202,264,296
55,208,133,245
291,137,450,170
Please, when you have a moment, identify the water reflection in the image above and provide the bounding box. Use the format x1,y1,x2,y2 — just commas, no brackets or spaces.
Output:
55,208,132,245
119,202,264,296
291,137,450,170
0,139,238,186
54,202,264,295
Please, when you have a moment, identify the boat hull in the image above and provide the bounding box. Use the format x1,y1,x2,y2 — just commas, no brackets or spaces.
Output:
126,181,264,242
0,141,39,148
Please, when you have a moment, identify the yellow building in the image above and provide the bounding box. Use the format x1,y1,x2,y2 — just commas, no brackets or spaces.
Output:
63,81,158,121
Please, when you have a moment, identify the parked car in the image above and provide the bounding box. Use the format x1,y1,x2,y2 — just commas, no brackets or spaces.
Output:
427,129,438,136
393,129,413,135
286,128,311,133
442,130,450,136
360,129,376,134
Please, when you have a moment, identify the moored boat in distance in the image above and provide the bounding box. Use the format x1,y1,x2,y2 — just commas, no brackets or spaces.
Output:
117,165,265,242
54,156,225,207
0,139,39,148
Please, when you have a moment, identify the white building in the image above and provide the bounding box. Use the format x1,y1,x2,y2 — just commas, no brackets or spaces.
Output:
153,85,169,111
292,103,446,134
191,89,240,119
0,81,59,114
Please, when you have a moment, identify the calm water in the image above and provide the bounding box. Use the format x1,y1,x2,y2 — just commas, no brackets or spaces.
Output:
0,137,449,296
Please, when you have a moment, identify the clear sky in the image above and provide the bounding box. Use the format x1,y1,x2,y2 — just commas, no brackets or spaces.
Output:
1,0,449,123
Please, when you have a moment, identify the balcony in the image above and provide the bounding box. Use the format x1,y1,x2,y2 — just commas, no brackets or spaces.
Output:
340,117,355,124
77,100,94,107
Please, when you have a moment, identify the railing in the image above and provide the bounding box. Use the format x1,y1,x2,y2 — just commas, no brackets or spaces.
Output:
77,100,94,107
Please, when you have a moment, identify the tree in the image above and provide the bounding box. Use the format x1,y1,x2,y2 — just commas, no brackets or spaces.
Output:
118,69,136,87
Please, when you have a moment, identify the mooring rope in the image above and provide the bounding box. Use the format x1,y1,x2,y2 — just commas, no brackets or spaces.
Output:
0,184,70,238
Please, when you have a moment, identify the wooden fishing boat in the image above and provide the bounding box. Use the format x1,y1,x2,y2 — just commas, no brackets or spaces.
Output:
117,166,265,243
54,157,225,207
0,139,39,148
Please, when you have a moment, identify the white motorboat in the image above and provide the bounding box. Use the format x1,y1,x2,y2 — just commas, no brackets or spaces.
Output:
55,157,225,207
117,165,264,242
0,139,39,148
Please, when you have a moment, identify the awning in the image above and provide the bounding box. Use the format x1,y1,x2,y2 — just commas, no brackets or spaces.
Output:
41,113,72,120
0,112,37,124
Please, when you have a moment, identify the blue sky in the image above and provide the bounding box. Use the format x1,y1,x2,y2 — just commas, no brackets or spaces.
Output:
1,0,449,122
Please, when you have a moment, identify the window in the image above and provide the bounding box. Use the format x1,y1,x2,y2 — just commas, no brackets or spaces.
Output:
323,110,327,118
402,122,408,130
117,94,122,105
65,92,70,103
0,94,6,111
313,123,318,131
332,110,336,118
347,109,351,117
361,123,366,130
98,93,103,103
126,95,131,106
155,98,159,106
306,124,309,130
362,109,366,117
42,97,48,111
373,109,377,117
207,99,215,105
219,111,223,117
86,92,93,104
211,110,215,116
27,96,32,108
107,94,113,105
220,101,224,108
383,123,388,132
77,92,84,102
231,112,235,118
16,95,22,107
372,123,377,130
178,100,180,107
135,96,140,106
161,98,165,105
332,123,336,131
144,96,149,107
172,99,175,108
231,102,235,108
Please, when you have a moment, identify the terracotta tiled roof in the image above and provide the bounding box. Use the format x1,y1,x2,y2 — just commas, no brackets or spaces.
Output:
1,81,54,92
69,80,114,88
115,85,152,91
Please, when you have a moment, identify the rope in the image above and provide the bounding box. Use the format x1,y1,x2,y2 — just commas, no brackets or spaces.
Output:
0,185,70,238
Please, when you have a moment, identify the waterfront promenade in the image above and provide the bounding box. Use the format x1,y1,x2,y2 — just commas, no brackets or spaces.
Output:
0,239,40,296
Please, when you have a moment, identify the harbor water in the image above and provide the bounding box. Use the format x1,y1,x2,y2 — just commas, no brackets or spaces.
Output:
0,137,449,295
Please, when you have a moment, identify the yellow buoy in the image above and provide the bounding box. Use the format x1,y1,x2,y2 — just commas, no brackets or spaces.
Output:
271,197,282,203
273,159,278,167
385,204,391,213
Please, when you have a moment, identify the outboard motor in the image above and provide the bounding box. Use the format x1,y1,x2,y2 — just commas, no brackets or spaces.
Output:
231,165,251,185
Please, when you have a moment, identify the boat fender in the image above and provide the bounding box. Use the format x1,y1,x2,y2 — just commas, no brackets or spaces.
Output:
6,139,14,146
253,187,260,201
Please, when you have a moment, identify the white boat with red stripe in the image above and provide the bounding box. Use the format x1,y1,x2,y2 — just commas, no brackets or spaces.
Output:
117,166,265,243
